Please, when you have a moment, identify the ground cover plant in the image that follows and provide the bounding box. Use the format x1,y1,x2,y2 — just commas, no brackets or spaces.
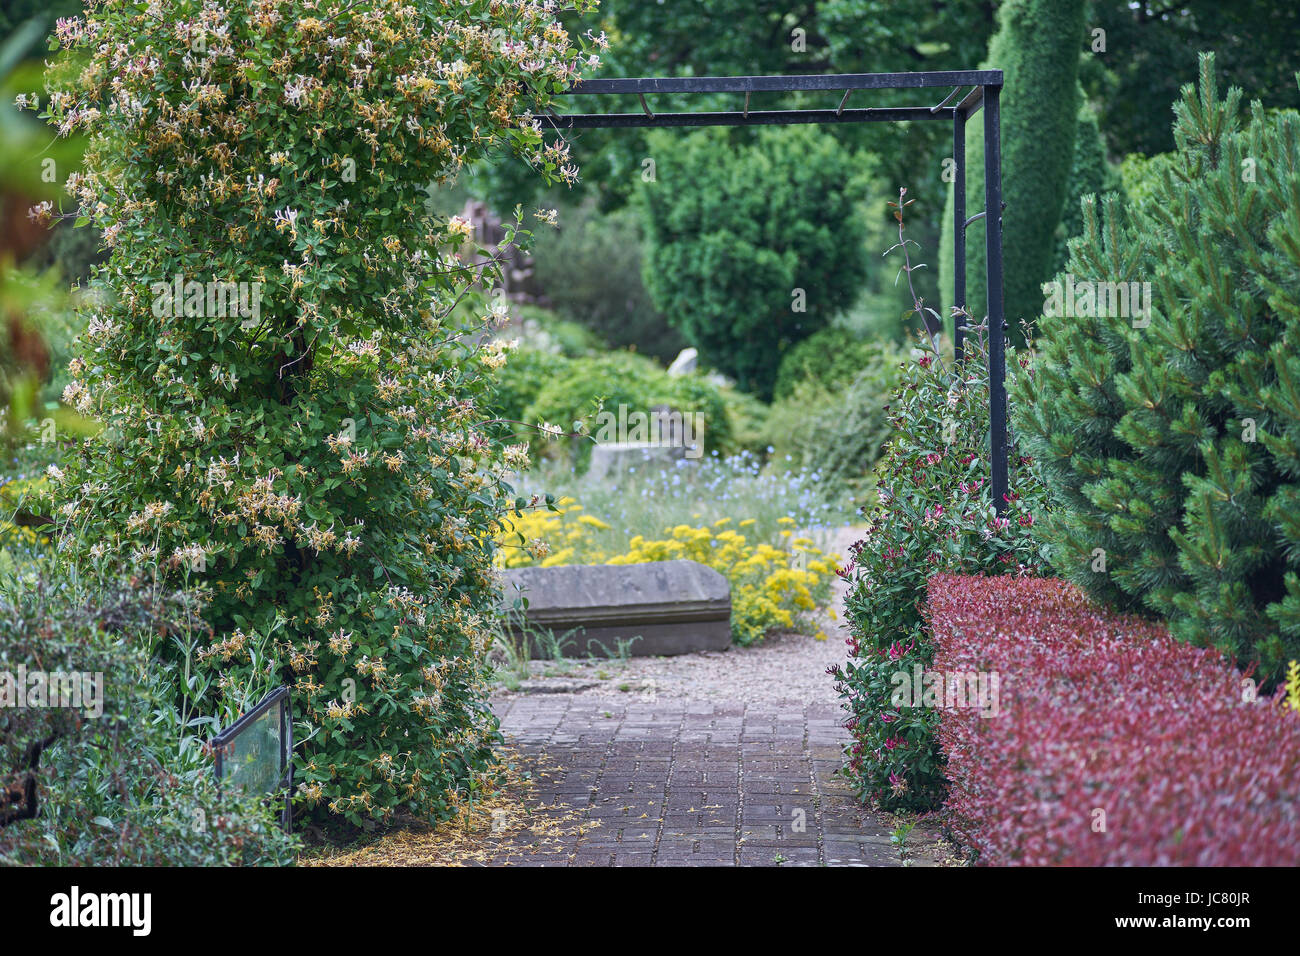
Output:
929,572,1300,866
1,564,298,865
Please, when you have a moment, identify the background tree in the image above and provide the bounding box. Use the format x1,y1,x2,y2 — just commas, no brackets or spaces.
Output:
636,125,868,398
940,0,1087,336
1084,1,1300,159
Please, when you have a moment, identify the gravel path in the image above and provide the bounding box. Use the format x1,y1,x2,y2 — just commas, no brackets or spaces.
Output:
492,525,864,705
446,525,957,867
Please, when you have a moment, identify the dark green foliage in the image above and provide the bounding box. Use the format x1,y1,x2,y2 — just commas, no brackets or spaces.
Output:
940,0,1087,333
530,202,685,362
772,325,895,401
637,126,868,399
1084,2,1300,159
1014,56,1300,680
1053,98,1120,276
0,4,82,41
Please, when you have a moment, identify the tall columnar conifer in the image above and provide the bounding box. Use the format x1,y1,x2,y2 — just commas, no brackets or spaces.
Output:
940,0,1087,335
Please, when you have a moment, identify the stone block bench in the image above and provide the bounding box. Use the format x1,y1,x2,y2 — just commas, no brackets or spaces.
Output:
499,559,731,658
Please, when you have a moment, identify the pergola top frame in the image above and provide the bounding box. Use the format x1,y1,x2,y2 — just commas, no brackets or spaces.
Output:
564,69,1003,96
545,69,1001,129
544,69,1009,514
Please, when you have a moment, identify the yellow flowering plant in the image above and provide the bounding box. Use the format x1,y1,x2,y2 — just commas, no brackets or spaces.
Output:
1286,660,1300,714
34,0,603,827
498,500,840,646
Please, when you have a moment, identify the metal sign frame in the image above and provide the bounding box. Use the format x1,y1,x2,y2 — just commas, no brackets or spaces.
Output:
212,685,294,832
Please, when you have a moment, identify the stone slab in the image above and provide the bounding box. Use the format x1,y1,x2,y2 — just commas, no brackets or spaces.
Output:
500,559,731,658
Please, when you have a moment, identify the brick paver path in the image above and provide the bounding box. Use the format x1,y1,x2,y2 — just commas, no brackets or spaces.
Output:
486,695,950,866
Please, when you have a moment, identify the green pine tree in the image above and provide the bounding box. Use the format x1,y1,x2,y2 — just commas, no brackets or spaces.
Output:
1014,54,1300,680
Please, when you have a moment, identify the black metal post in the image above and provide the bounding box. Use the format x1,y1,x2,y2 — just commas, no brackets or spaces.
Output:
281,693,294,831
983,84,1008,516
952,111,966,362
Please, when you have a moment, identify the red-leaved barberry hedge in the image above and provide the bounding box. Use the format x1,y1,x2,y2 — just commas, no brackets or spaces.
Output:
929,573,1300,866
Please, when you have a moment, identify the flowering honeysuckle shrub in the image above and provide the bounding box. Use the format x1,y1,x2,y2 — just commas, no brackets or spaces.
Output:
34,0,603,826
832,330,1048,811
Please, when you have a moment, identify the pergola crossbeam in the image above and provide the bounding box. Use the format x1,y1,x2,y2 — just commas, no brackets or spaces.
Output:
930,85,962,113
565,70,1004,96
955,85,985,117
545,106,953,129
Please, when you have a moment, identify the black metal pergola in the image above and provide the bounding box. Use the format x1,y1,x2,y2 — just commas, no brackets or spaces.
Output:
544,70,1009,513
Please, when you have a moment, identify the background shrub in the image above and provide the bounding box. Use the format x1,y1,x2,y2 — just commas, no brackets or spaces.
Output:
1013,57,1300,681
833,333,1046,811
772,326,898,402
930,573,1300,866
523,351,733,467
1052,99,1120,276
530,201,685,362
490,346,573,433
765,341,906,513
638,125,869,399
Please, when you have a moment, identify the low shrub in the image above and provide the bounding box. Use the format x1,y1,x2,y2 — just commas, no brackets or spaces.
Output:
490,345,571,432
509,305,602,359
765,340,905,511
833,332,1046,812
715,383,770,457
929,573,1300,866
1,572,298,865
523,351,733,466
772,326,897,402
